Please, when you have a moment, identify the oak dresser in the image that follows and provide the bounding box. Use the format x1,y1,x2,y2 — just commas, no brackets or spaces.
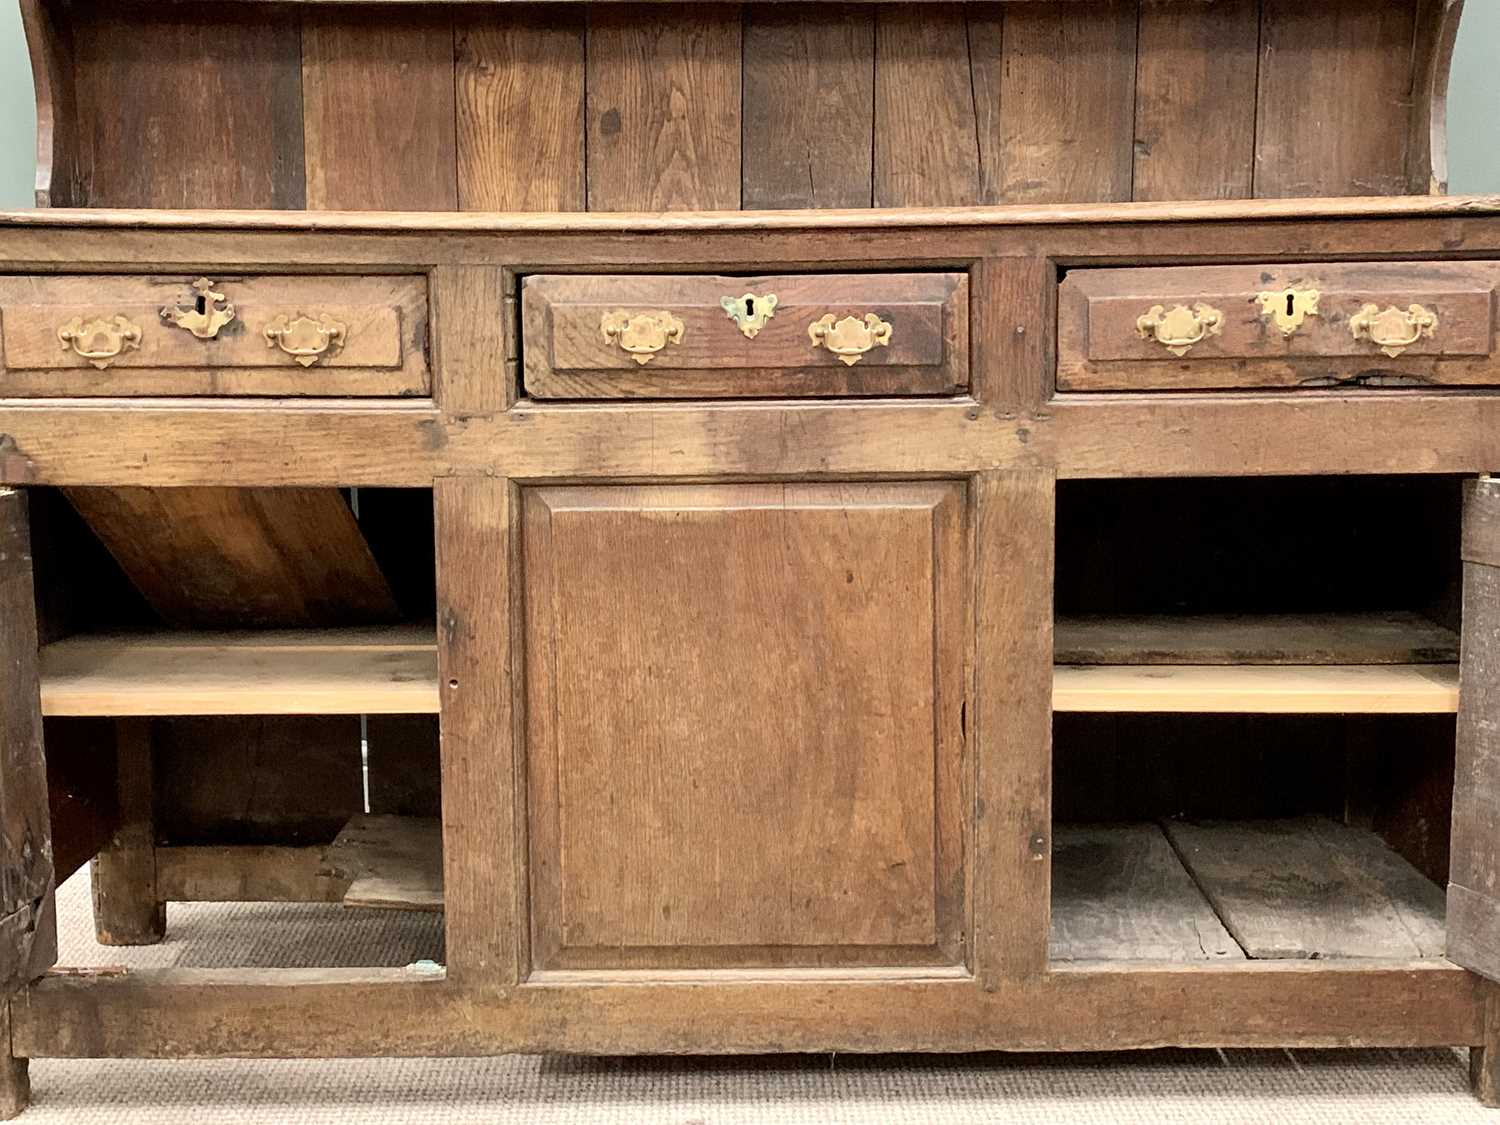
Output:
3,0,1499,1114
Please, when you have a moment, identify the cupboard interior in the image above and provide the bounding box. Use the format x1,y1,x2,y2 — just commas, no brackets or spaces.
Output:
1052,475,1463,965
30,486,444,966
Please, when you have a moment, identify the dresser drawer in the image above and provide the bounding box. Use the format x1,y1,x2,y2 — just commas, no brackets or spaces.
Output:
0,275,429,397
522,273,968,399
1058,263,1499,392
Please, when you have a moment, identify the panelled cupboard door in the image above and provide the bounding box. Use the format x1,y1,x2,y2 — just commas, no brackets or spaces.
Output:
522,482,969,973
1451,478,1500,981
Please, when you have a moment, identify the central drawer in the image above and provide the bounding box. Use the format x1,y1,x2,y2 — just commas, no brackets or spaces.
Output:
521,273,968,399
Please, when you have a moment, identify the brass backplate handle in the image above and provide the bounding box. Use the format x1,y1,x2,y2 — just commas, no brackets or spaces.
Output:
1256,286,1321,337
721,293,778,339
57,314,143,370
265,312,348,367
601,310,685,365
160,277,237,340
808,312,893,366
1349,302,1438,358
1136,302,1224,357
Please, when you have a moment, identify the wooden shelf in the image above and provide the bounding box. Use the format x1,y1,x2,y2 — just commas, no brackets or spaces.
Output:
1051,818,1446,963
39,627,439,717
1052,662,1460,714
40,617,1462,718
1055,612,1459,666
321,815,443,913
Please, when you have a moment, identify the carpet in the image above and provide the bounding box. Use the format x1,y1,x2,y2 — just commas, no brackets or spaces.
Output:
22,869,1497,1123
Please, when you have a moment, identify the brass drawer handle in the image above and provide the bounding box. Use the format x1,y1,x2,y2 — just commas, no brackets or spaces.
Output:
1135,303,1223,357
160,278,236,340
265,312,348,367
808,313,892,366
601,310,685,365
57,315,143,370
1349,302,1438,358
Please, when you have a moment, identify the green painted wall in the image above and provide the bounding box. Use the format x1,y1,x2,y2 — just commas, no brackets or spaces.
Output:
0,5,1497,209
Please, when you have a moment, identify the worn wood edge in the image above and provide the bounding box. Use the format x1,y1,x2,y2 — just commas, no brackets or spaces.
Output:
18,0,74,208
6,194,1500,234
1052,663,1460,714
1409,0,1466,194
9,961,1481,1058
156,846,347,903
8,392,1500,486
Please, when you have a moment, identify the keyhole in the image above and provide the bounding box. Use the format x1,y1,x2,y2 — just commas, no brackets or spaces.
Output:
1285,293,1296,318
196,294,208,315
744,297,755,318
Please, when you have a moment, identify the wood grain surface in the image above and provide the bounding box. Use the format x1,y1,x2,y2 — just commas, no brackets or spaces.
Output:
524,482,968,970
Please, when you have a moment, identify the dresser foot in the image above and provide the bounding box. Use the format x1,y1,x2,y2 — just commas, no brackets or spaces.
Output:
0,1005,29,1120
91,720,164,946
1473,984,1500,1107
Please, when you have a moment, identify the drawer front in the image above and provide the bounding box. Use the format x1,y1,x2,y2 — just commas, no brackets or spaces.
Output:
1058,262,1499,392
522,272,968,399
0,275,429,396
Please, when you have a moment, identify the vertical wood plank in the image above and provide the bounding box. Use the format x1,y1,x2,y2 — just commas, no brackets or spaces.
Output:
89,720,162,946
303,12,458,211
1408,0,1465,194
973,470,1055,983
972,257,1054,413
435,477,520,985
586,5,742,211
873,5,983,208
992,1,1137,204
1132,0,1259,201
432,267,513,415
742,6,874,209
1474,982,1500,1107
20,0,79,207
0,1001,27,1119
0,489,55,1004
456,11,586,211
1450,478,1500,985
72,7,304,209
1255,0,1419,198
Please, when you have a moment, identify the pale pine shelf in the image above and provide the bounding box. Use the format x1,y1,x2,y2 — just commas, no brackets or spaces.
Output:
1053,612,1460,714
38,614,1462,718
39,626,439,717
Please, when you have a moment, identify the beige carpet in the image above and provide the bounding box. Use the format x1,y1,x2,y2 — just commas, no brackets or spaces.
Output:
22,869,1497,1123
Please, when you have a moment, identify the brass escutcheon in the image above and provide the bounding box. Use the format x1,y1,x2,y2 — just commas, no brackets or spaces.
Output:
1256,286,1321,338
160,278,237,340
57,314,143,370
808,312,892,366
1136,302,1224,357
1349,302,1438,358
600,310,685,365
264,312,348,367
720,292,778,339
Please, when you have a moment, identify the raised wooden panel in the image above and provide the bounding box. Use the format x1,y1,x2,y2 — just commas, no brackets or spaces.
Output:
1255,0,1419,198
523,482,968,972
522,272,969,399
1058,261,1500,392
585,6,742,211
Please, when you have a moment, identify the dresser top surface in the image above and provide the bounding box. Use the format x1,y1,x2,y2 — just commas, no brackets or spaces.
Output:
4,195,1500,235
